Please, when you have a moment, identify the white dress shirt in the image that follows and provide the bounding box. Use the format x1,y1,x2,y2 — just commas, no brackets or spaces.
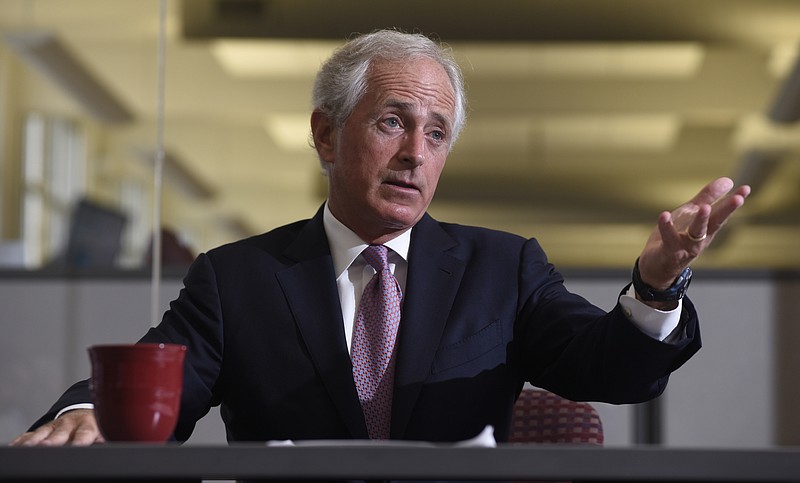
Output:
323,204,410,352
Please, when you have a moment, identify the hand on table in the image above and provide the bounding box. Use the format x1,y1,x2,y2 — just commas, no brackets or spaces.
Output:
9,409,104,447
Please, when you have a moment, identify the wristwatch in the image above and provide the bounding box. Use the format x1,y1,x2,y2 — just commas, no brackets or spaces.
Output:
632,258,692,302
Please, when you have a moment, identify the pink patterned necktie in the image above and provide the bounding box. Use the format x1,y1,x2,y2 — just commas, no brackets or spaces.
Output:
352,244,402,440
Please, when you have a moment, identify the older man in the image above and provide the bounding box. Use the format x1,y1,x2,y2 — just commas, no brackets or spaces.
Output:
13,29,748,447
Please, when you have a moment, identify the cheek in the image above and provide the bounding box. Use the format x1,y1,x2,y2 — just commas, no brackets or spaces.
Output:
425,159,447,187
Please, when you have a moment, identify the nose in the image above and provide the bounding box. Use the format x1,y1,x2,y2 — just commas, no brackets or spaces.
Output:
398,130,426,167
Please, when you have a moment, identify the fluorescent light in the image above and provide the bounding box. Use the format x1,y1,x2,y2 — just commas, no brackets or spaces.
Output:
457,43,704,78
541,114,680,152
4,31,134,124
211,39,340,78
732,114,800,151
262,113,312,152
767,43,798,78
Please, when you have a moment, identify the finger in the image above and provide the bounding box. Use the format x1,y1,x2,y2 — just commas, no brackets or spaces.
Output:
708,185,749,232
36,423,75,447
656,211,680,246
69,420,103,446
9,432,32,446
50,410,102,446
686,204,711,241
734,184,752,199
690,177,735,207
9,425,54,447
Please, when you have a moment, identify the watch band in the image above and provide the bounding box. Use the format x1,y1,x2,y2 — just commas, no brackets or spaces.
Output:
632,258,692,302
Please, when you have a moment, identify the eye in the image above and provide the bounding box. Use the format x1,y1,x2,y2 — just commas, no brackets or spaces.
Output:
383,117,401,128
430,130,445,142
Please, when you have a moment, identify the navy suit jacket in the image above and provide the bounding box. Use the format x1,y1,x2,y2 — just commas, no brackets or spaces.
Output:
37,207,700,443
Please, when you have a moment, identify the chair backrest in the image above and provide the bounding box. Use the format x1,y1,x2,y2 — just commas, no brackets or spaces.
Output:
509,388,603,445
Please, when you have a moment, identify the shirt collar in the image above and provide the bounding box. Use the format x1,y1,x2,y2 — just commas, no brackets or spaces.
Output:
323,202,411,280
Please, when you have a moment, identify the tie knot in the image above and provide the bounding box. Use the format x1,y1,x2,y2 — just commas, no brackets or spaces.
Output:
362,245,389,272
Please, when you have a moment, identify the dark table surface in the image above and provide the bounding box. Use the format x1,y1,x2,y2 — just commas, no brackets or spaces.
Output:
2,443,800,481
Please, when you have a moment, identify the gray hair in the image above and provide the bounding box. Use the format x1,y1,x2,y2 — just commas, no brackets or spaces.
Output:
312,29,468,148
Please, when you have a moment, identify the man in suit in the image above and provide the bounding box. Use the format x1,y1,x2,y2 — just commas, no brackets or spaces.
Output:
12,29,749,447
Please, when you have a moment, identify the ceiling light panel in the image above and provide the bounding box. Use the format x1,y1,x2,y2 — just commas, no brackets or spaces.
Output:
262,113,312,152
732,114,800,151
211,40,340,78
457,43,704,79
540,114,681,152
768,43,798,78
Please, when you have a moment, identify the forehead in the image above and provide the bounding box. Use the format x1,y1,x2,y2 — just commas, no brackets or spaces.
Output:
364,57,457,120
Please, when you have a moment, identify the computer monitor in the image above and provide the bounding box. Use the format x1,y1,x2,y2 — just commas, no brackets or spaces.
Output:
61,198,127,269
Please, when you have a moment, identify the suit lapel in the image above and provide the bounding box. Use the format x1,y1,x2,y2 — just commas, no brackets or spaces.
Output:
274,209,465,440
391,214,465,438
276,207,368,439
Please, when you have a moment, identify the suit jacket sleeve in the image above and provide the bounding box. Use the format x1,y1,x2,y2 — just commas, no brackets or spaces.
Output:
511,236,700,403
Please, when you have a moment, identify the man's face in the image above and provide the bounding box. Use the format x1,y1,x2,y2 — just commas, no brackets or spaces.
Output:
317,57,456,244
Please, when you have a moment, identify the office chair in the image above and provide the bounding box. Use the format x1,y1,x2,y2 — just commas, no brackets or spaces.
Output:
509,388,604,445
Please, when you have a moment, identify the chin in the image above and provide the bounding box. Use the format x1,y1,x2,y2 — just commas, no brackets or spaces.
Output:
379,207,423,230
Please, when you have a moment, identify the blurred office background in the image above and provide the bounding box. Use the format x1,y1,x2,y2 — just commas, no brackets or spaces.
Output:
1,0,799,448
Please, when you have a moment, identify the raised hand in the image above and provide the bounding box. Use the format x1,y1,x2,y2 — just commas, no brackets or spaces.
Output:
637,177,750,294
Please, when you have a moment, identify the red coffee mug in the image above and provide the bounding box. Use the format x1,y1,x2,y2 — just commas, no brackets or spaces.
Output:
88,343,187,442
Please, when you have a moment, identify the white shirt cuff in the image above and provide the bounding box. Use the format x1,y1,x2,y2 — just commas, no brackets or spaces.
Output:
55,403,94,420
620,285,682,341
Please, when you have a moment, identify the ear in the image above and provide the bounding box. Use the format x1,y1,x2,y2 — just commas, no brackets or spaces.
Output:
311,109,336,165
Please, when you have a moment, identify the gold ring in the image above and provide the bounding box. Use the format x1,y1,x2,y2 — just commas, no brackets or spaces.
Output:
687,231,707,242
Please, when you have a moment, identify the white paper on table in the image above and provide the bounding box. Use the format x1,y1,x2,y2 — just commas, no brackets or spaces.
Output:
266,424,497,448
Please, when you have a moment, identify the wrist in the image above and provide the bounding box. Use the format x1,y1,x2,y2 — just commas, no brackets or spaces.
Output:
632,258,692,303
55,403,94,420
